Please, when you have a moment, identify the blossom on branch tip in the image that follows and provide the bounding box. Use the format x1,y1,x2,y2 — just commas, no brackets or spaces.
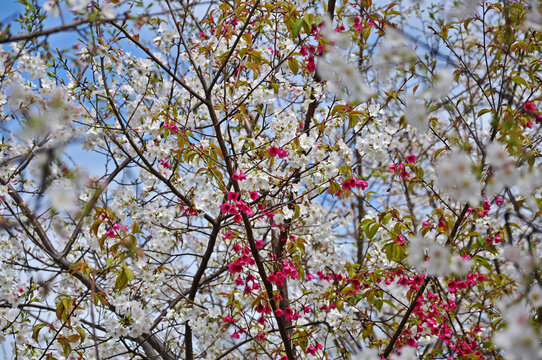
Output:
232,172,246,181
249,191,259,201
523,102,536,113
406,154,417,163
223,315,236,323
235,201,254,216
226,191,239,201
268,146,288,158
220,203,237,215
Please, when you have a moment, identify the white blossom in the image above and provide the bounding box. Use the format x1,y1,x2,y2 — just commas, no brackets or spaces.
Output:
434,149,481,204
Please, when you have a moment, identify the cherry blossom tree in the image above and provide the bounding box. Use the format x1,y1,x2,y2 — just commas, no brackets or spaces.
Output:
0,0,541,359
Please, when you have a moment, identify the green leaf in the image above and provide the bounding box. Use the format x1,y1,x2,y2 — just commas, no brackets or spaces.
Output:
477,108,492,117
67,333,80,343
366,223,379,239
380,213,392,225
293,204,301,219
59,338,71,357
293,18,304,37
115,266,133,291
329,181,341,195
288,57,299,75
76,326,86,344
32,323,47,342
511,75,527,87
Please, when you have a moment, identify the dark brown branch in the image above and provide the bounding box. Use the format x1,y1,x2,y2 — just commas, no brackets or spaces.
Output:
184,220,222,360
205,96,296,360
0,18,112,44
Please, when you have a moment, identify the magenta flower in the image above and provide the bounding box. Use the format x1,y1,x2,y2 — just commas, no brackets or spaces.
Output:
235,201,254,216
406,154,417,163
306,56,316,72
524,102,536,113
226,191,239,201
232,172,246,181
267,146,279,156
219,203,236,215
223,315,236,323
255,332,266,342
249,191,259,201
276,148,288,158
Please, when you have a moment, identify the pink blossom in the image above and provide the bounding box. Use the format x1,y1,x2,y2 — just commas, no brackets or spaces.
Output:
524,102,536,113
406,154,417,163
341,177,368,191
219,203,237,215
306,342,323,355
355,179,369,190
268,146,288,158
277,148,288,158
268,271,287,286
284,307,301,322
228,261,243,274
249,191,259,201
317,43,324,55
483,199,491,212
353,16,363,32
255,332,266,342
223,315,236,323
306,56,316,72
162,123,179,133
232,172,246,181
169,123,179,133
105,228,116,238
235,201,254,216
268,146,279,157
226,191,239,201
159,158,172,169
